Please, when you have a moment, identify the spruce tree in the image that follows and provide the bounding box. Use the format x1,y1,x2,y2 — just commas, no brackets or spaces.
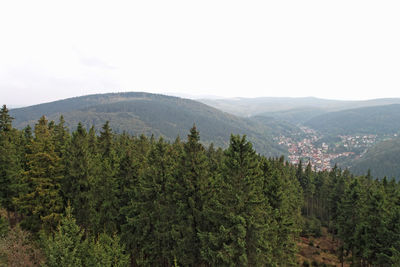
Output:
116,135,141,229
53,115,70,160
63,123,92,228
336,178,362,263
122,138,176,266
260,157,301,265
201,135,272,266
16,116,63,232
0,105,21,222
0,105,13,133
88,233,129,267
175,125,210,266
42,205,85,267
88,122,120,235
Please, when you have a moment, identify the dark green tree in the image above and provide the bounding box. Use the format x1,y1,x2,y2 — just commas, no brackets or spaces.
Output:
63,123,93,228
122,138,177,266
16,116,64,232
42,205,86,267
174,125,210,266
200,135,273,266
88,122,120,235
0,105,21,222
0,105,13,133
88,233,129,267
260,158,302,265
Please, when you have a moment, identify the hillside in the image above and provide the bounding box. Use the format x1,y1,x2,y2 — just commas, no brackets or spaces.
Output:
9,92,286,156
250,115,302,137
348,137,400,179
199,97,346,117
199,97,400,118
304,104,400,136
257,107,327,125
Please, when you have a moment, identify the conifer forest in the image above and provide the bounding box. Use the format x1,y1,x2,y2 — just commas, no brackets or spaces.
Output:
1,103,400,266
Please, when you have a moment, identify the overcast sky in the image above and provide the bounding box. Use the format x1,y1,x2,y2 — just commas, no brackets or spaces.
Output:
1,0,399,106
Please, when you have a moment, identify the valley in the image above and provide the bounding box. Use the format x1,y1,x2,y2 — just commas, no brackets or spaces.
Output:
276,126,397,172
2,2,400,265
202,97,400,178
9,92,400,178
3,93,400,265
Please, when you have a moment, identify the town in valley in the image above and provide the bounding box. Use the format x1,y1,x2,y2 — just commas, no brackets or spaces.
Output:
275,127,395,172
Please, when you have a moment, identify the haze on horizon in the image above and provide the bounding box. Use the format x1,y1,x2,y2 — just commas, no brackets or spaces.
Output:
1,1,399,106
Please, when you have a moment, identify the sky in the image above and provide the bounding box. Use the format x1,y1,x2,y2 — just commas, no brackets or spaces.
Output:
1,0,400,106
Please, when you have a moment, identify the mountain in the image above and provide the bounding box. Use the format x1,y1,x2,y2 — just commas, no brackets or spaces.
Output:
256,107,327,125
250,115,302,137
9,92,287,156
199,97,400,119
304,104,400,136
348,137,400,180
198,97,344,117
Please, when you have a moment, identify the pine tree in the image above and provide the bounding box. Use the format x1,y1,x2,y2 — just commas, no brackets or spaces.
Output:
328,165,346,235
88,122,120,235
63,123,92,228
200,135,272,266
16,116,63,232
336,177,362,263
43,206,129,267
53,115,70,160
88,233,129,267
20,125,33,170
0,105,13,133
355,182,389,265
116,134,141,228
122,138,177,266
175,125,210,266
87,126,97,155
260,157,301,265
0,105,21,222
42,205,85,267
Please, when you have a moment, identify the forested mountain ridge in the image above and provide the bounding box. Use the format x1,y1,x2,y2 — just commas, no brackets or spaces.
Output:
250,115,302,136
304,104,400,135
9,92,287,157
256,107,327,124
199,96,400,118
348,137,400,178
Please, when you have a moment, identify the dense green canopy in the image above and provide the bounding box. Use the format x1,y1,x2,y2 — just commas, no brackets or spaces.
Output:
1,104,400,266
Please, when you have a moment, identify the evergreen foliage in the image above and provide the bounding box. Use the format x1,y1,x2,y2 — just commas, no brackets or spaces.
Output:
16,116,64,232
0,105,21,221
42,205,129,267
42,205,85,267
9,92,287,157
1,108,400,266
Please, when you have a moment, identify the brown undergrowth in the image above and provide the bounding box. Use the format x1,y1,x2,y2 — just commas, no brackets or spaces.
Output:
297,228,349,267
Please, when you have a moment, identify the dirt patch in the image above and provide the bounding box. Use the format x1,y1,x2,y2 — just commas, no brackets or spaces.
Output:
297,228,349,266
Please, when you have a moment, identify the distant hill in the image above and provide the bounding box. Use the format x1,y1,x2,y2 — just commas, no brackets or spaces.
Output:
199,97,345,117
199,97,400,118
250,115,302,137
304,104,400,136
9,92,287,157
348,137,400,180
257,107,327,125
